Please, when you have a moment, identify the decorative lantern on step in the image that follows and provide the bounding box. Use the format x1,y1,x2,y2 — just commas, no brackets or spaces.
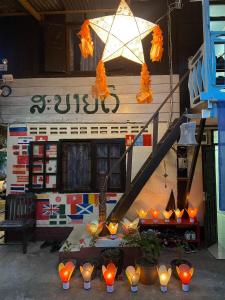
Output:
178,122,197,146
176,264,194,292
106,222,118,239
102,263,117,293
187,208,198,223
162,210,173,223
78,0,163,103
174,209,184,223
126,266,140,293
121,218,139,235
137,208,148,221
86,220,103,237
150,208,160,223
58,261,75,290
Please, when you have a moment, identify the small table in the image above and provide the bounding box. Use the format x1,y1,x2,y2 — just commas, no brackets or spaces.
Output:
139,219,201,248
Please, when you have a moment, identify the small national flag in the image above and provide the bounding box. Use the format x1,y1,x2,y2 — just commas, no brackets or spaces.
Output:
46,144,57,158
9,126,27,137
12,165,27,175
10,184,25,194
17,155,29,165
36,200,50,221
106,193,118,205
43,204,65,217
12,145,19,150
134,135,143,146
18,137,33,144
36,194,49,200
35,136,48,141
125,134,135,146
67,194,83,205
76,203,93,215
143,134,152,146
17,176,29,183
88,194,99,205
68,214,83,224
49,214,67,225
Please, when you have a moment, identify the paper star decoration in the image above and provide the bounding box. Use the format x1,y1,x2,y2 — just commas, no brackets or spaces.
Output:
89,0,156,64
78,0,163,102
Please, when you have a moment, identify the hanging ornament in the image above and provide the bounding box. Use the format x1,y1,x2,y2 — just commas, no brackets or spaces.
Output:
92,60,110,100
78,20,94,58
136,63,153,103
79,0,163,102
150,25,164,62
163,160,168,188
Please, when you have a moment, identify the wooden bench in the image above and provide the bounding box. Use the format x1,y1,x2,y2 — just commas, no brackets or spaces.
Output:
0,193,36,253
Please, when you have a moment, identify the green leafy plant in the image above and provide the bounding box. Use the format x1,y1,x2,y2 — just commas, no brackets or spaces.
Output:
122,230,161,265
62,240,72,252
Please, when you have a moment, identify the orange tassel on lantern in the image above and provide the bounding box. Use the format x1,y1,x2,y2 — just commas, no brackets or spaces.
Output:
78,20,94,58
150,25,163,62
92,60,110,100
136,63,153,104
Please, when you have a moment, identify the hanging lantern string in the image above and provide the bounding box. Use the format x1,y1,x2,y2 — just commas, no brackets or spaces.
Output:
167,1,174,126
136,63,153,104
92,60,110,101
78,20,94,58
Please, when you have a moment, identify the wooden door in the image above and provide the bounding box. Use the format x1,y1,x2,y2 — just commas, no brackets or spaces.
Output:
202,146,218,247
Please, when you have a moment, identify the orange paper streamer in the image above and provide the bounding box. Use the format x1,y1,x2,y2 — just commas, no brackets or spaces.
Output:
78,20,94,58
92,60,110,101
136,63,153,104
150,25,164,62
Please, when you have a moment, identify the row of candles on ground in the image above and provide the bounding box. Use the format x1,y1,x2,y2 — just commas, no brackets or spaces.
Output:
59,261,194,293
137,208,199,223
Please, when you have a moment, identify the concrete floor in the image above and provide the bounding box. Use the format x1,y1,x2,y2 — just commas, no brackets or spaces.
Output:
0,243,225,300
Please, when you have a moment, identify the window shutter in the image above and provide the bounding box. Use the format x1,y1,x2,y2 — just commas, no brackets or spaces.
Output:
44,23,66,72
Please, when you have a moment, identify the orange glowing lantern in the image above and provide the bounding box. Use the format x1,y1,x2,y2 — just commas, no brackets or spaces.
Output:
162,210,173,223
106,222,118,239
150,208,160,222
86,220,103,237
176,264,194,292
174,209,184,223
136,209,148,222
102,263,117,293
187,208,198,223
58,261,75,289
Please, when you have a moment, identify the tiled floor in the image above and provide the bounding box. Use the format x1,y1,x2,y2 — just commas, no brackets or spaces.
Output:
208,243,225,259
0,199,5,241
0,242,225,300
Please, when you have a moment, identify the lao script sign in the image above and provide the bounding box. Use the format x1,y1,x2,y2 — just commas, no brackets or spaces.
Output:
30,85,120,115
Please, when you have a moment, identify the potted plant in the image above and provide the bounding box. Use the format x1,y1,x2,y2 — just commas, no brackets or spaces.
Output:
122,230,161,285
170,240,192,279
100,248,124,276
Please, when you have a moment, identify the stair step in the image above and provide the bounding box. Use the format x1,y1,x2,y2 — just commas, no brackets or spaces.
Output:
107,115,186,222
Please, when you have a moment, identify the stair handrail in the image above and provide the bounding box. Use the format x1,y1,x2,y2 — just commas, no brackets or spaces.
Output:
102,69,190,192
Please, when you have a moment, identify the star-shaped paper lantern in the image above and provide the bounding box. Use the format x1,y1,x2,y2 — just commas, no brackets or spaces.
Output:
78,0,163,102
89,1,156,64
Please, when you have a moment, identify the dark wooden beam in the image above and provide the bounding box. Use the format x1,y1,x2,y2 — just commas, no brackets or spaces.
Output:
0,7,116,18
185,118,206,206
17,0,43,22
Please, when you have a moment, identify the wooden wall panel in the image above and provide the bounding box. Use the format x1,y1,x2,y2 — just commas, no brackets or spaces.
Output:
1,75,180,124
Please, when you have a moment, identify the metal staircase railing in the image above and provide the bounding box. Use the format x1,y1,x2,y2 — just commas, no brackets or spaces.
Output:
188,44,205,106
99,70,190,222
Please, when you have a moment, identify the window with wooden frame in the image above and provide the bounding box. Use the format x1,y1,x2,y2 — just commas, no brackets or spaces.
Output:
58,139,126,193
29,141,58,192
